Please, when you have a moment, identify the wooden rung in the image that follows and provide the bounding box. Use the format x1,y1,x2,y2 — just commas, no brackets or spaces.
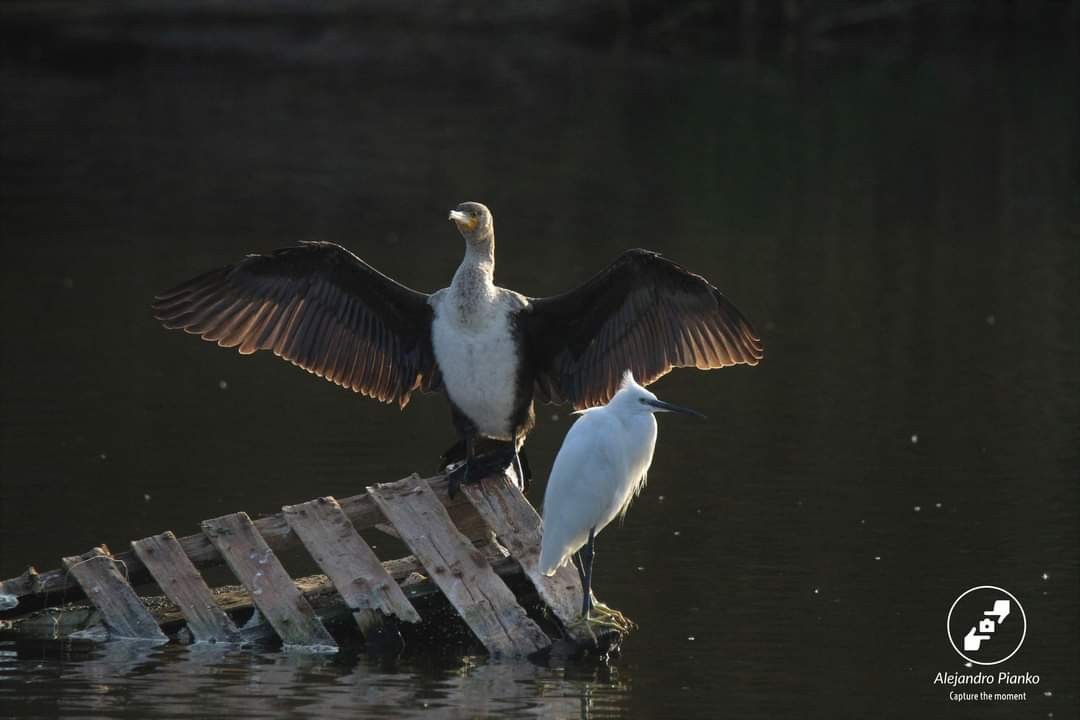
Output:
283,496,421,638
61,547,167,642
368,475,550,658
1,473,487,611
131,531,242,644
201,512,336,648
461,475,592,643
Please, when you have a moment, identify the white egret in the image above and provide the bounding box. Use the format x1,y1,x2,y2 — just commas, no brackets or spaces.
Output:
539,370,705,617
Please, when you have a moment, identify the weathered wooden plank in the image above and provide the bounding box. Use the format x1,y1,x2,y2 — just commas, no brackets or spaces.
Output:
368,476,551,658
461,475,592,642
201,512,336,648
3,553,446,643
6,556,554,645
1,473,487,612
283,496,421,638
131,531,242,644
61,547,167,642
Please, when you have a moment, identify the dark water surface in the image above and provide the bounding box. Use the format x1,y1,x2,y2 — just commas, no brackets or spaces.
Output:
2,17,1078,720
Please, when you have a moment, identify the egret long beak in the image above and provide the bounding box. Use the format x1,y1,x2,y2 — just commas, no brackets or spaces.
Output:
448,210,477,231
645,398,707,419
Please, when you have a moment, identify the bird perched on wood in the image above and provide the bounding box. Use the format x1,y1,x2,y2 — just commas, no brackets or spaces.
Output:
152,202,762,496
539,371,704,618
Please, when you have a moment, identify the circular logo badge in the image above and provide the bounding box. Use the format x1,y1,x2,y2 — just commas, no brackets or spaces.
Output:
946,586,1026,665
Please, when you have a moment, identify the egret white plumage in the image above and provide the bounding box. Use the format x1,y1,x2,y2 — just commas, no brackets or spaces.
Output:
153,202,759,498
539,371,705,618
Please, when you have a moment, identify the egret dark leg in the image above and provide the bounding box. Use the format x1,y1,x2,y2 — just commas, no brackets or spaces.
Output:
580,528,596,617
573,551,587,587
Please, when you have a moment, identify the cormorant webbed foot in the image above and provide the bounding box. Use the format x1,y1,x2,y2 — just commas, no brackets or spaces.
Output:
446,449,514,498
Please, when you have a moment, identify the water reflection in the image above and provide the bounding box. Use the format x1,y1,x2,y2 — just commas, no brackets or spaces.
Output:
0,641,630,719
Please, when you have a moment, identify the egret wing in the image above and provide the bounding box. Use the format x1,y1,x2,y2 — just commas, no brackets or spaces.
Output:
539,412,609,574
524,249,763,409
153,241,438,408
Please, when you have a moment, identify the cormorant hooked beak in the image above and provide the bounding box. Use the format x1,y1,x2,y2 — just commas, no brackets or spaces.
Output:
644,398,707,419
449,209,478,232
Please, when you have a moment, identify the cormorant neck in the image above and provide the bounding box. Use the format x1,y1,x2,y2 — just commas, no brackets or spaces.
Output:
460,234,495,279
465,232,494,267
451,234,496,303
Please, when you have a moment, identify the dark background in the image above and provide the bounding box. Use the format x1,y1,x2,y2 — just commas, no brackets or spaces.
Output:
1,2,1078,718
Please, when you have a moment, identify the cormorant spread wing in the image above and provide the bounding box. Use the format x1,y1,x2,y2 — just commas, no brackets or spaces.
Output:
152,242,438,408
525,249,763,410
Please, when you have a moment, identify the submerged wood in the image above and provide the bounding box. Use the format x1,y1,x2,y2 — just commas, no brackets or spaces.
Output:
202,512,336,648
61,547,167,642
0,473,477,612
131,531,243,644
6,555,531,645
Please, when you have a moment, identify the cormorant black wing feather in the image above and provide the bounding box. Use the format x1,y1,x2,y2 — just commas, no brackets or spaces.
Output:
524,249,763,409
152,241,438,408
